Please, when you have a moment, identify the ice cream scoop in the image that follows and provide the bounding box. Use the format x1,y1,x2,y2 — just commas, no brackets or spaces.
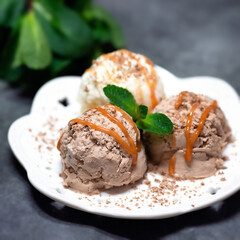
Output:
144,91,231,179
78,49,165,112
58,104,147,194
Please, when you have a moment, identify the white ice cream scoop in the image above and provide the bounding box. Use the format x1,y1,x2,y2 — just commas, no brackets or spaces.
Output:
78,49,165,112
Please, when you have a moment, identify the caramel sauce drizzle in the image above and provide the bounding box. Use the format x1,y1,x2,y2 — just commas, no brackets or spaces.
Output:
105,104,141,152
136,80,144,104
169,156,176,176
168,134,176,175
69,118,138,165
130,53,158,111
175,91,189,109
185,102,199,162
102,61,116,84
171,91,217,172
96,106,138,165
148,69,158,110
60,104,139,166
102,52,118,63
57,131,65,151
185,100,217,162
172,133,176,149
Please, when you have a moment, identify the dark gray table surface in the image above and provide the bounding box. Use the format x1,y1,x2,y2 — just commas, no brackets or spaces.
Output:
1,0,240,239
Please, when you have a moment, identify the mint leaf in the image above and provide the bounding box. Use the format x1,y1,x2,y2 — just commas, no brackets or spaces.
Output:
19,11,52,69
103,84,173,135
136,113,173,134
103,84,138,119
136,105,148,119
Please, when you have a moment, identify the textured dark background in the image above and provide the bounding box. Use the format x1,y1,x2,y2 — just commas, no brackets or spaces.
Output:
1,0,240,239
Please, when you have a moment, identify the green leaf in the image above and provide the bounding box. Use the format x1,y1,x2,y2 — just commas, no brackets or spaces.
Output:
19,11,52,69
136,105,148,120
66,0,92,11
91,47,103,59
92,21,112,44
103,84,138,120
0,0,24,27
50,57,71,74
34,0,93,58
12,39,22,68
136,113,173,134
34,11,80,58
57,5,92,49
2,66,22,82
0,17,22,80
83,6,124,48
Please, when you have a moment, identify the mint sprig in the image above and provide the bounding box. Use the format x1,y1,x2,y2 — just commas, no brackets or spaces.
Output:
103,84,173,134
136,113,173,134
103,84,138,120
136,105,148,120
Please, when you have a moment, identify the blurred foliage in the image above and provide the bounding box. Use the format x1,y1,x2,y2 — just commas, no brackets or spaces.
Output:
0,0,124,90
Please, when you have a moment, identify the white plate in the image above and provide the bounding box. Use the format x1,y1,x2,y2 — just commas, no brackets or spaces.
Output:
8,66,240,219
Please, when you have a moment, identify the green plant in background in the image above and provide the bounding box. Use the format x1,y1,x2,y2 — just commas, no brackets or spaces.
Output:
0,0,124,90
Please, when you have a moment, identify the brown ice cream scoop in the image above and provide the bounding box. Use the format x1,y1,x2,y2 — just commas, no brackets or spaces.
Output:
58,104,147,194
144,92,231,179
